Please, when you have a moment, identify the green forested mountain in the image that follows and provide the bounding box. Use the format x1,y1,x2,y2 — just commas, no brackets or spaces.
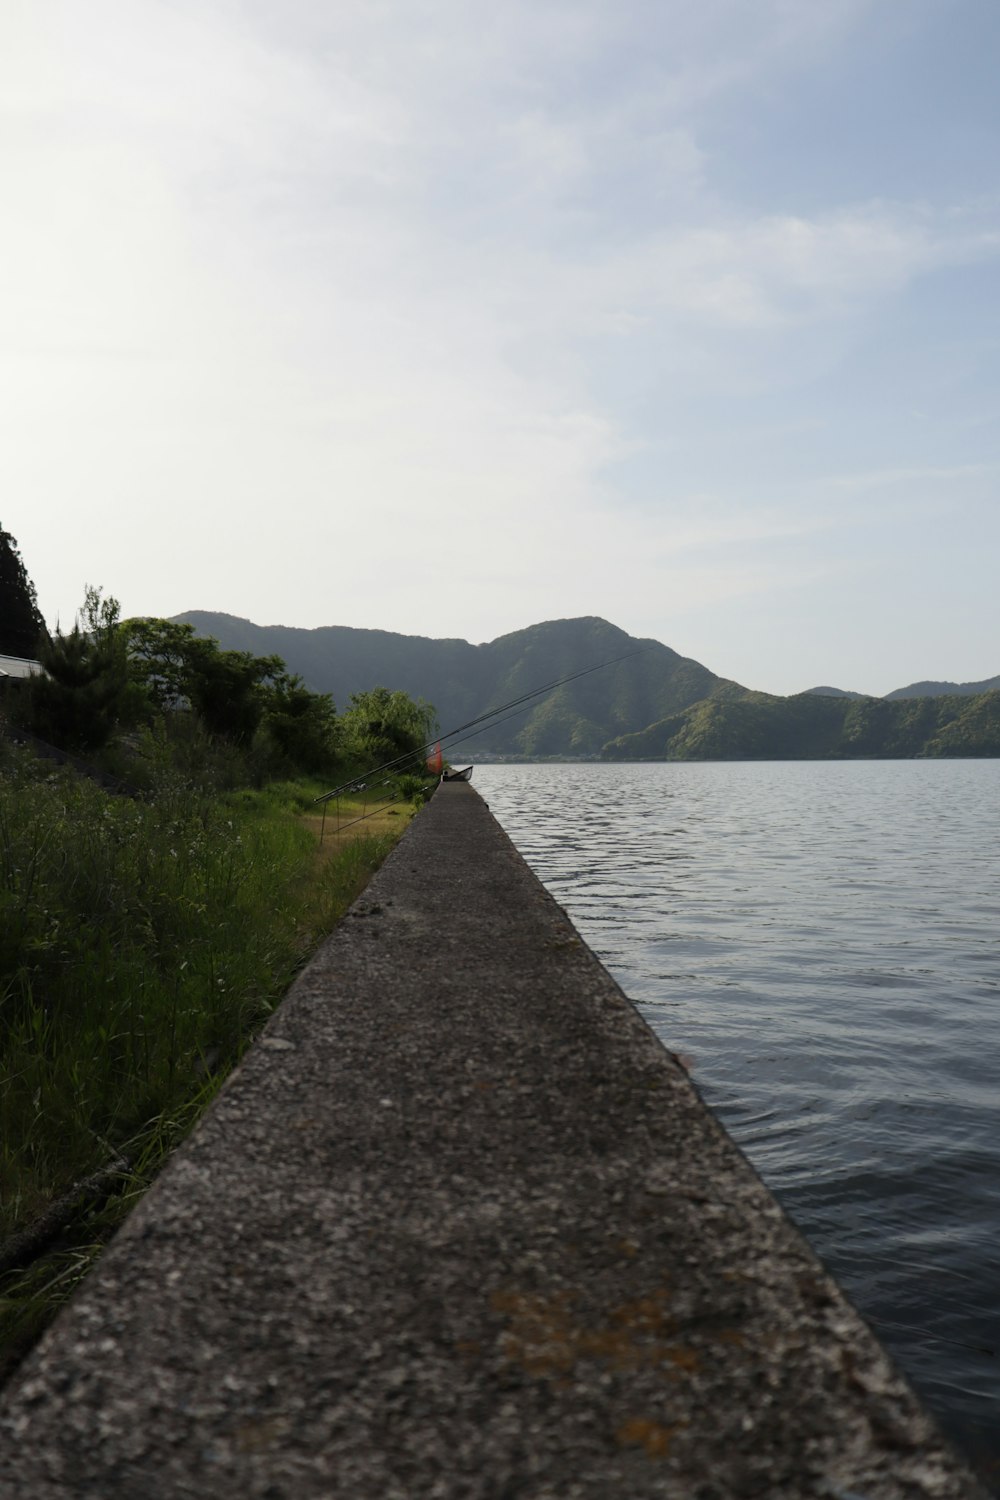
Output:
603,689,1000,760
173,611,1000,760
807,677,1000,701
173,613,743,756
884,675,1000,700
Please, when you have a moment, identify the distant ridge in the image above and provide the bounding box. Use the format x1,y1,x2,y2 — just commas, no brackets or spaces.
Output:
603,689,1000,761
884,675,1000,700
172,612,744,756
172,611,1000,760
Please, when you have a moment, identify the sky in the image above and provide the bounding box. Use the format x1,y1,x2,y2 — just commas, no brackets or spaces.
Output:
3,0,999,695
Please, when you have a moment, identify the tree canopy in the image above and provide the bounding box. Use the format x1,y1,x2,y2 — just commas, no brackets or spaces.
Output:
340,686,436,765
0,524,47,659
10,587,436,792
122,617,339,766
27,588,137,751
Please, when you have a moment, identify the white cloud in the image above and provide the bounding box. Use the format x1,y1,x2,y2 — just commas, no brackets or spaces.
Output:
823,462,994,493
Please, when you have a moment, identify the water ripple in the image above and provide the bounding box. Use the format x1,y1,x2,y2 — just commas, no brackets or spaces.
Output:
478,760,1000,1491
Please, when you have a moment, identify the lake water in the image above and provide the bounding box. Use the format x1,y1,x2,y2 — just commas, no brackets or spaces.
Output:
475,760,1000,1491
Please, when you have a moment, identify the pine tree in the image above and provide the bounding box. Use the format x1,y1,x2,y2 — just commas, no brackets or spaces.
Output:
29,587,133,752
0,524,47,659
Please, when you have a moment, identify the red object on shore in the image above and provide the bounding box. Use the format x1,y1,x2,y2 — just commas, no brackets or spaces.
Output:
427,742,443,774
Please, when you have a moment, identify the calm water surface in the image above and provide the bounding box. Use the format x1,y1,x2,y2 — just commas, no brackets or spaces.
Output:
476,761,1000,1490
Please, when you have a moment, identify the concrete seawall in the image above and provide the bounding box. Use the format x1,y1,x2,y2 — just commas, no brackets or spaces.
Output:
0,783,985,1497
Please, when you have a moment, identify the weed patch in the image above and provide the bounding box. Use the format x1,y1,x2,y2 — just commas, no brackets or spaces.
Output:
0,746,418,1380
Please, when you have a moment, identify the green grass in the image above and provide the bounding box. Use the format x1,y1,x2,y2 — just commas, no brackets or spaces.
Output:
0,743,418,1379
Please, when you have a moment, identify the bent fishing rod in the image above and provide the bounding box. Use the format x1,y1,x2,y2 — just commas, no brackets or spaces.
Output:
313,644,650,804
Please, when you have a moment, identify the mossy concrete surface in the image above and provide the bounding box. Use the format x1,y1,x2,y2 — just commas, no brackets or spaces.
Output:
0,783,986,1498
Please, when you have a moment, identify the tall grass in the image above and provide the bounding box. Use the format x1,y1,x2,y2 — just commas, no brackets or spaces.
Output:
0,742,408,1376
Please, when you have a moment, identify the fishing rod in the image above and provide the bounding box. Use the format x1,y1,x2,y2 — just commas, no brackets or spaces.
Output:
314,644,648,801
317,685,607,841
313,644,650,804
312,678,566,803
433,696,543,756
318,785,408,843
433,644,650,747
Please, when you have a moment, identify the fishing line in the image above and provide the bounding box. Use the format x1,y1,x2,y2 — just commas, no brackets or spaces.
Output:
317,785,410,842
325,792,406,837
436,698,542,755
314,645,650,803
869,1315,997,1359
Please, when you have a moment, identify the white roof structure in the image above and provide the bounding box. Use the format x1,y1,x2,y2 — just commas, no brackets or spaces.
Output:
0,654,41,680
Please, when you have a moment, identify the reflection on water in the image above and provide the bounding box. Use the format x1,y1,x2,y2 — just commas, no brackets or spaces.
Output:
476,760,1000,1491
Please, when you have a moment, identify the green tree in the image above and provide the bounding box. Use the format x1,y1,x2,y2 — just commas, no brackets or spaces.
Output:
123,618,343,772
261,673,339,773
122,618,202,712
28,587,138,751
184,644,285,744
340,686,436,765
123,619,286,745
0,524,47,659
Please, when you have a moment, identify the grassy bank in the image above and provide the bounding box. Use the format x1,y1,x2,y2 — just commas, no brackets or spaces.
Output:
0,743,424,1379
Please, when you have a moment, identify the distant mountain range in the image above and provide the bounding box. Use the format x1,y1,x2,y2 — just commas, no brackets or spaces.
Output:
173,611,1000,760
174,612,744,756
604,689,1000,761
807,676,1000,700
803,685,866,700
885,675,1000,700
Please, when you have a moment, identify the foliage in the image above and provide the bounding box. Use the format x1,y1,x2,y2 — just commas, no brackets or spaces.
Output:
184,642,285,744
396,772,432,800
123,616,285,742
121,618,340,775
122,618,201,712
20,590,1000,765
603,689,1000,761
148,610,1000,761
340,685,436,765
515,688,608,756
924,691,1000,756
172,611,741,758
118,713,263,794
14,595,439,787
260,673,339,773
26,588,142,752
0,524,47,660
0,745,411,1371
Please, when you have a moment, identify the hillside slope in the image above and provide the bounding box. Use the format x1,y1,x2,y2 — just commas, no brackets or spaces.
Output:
173,613,744,756
173,611,1000,760
602,690,1000,760
884,675,1000,700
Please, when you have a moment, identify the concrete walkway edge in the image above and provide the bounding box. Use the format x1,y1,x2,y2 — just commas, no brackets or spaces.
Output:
0,783,986,1497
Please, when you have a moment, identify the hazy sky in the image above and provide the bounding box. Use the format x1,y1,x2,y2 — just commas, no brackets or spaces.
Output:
3,0,999,694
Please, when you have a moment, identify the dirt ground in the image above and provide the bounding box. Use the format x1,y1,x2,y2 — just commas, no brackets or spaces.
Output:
300,795,416,864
